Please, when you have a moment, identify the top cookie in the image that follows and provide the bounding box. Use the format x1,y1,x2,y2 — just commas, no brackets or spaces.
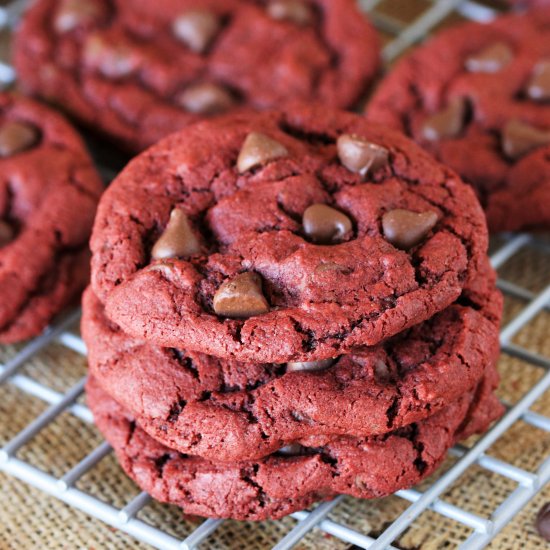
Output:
14,0,380,152
367,9,550,232
0,93,103,342
90,106,489,363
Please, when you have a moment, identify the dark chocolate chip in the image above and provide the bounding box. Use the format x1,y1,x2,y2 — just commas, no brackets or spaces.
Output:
337,134,389,177
277,443,309,456
527,60,550,102
502,119,550,160
0,121,39,157
54,0,105,33
286,358,335,372
0,220,14,247
213,272,270,318
421,98,466,141
303,204,352,245
536,503,550,542
465,42,513,73
267,0,313,25
84,35,139,78
382,209,438,250
151,208,200,260
172,10,220,54
237,132,288,173
177,82,235,115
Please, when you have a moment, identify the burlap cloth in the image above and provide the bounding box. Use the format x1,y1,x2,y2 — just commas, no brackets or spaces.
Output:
1,1,550,548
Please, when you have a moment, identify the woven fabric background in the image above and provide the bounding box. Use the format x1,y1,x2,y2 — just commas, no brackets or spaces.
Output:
1,1,549,548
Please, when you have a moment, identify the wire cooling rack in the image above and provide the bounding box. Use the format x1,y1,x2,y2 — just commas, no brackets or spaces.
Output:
1,1,549,548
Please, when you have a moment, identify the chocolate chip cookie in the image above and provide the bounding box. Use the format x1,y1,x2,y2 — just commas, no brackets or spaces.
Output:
366,9,550,232
87,370,503,521
90,106,489,363
82,257,501,462
14,0,380,152
0,94,103,343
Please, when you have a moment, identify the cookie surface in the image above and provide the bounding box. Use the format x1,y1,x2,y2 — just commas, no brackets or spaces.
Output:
90,107,489,363
14,0,379,152
82,259,501,462
0,94,103,343
367,9,550,232
87,371,502,521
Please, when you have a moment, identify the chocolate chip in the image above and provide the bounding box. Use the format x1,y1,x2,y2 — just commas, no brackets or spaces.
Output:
382,209,438,250
502,119,550,160
237,132,288,173
303,204,352,245
84,35,139,78
151,208,200,260
54,0,104,33
337,134,389,177
177,83,235,115
277,443,309,456
421,98,466,141
527,60,550,102
267,0,313,25
465,42,513,73
144,260,177,277
536,503,550,541
314,262,349,274
213,272,270,319
0,121,39,157
286,358,335,372
173,10,220,54
0,220,14,247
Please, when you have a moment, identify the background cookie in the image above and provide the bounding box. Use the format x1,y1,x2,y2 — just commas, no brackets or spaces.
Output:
510,0,550,7
366,9,550,232
82,260,501,462
87,370,502,521
90,107,490,363
0,93,102,342
14,0,380,152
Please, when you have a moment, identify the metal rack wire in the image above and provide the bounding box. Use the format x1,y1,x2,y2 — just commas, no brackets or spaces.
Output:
0,1,549,548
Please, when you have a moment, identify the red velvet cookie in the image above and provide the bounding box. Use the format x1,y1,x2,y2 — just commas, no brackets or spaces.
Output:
510,0,550,8
0,94,102,343
366,9,550,232
89,107,489,363
87,370,503,521
14,0,379,152
82,258,501,462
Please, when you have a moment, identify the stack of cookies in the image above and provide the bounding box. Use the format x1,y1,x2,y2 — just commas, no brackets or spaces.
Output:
82,106,503,520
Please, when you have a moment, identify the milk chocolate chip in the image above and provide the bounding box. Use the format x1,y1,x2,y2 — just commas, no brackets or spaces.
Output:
0,220,14,247
177,83,235,115
382,209,438,250
465,42,513,73
237,132,288,173
0,121,39,157
303,204,352,244
527,61,550,102
173,10,220,54
151,208,200,260
267,1,313,25
536,503,550,542
84,35,139,78
337,134,389,177
502,119,550,160
213,272,270,318
287,358,335,372
421,98,466,141
54,0,105,33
